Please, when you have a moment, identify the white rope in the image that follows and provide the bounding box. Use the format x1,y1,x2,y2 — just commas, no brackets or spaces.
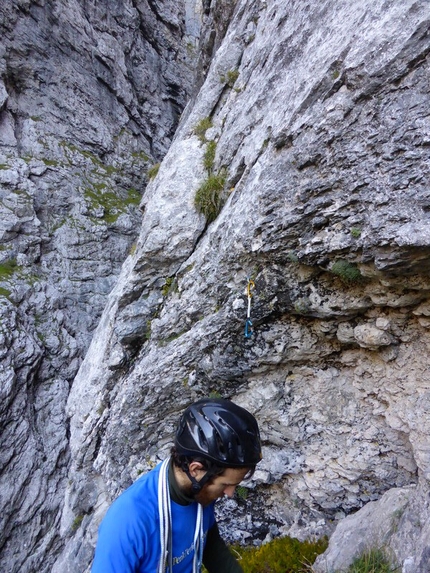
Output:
157,458,204,573
192,503,204,573
157,458,172,573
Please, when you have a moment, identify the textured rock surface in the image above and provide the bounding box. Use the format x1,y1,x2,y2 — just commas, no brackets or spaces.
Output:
313,482,430,573
0,1,199,571
56,1,430,572
2,0,430,572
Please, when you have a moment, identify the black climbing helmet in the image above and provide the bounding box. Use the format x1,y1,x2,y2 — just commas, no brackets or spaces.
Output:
175,398,262,468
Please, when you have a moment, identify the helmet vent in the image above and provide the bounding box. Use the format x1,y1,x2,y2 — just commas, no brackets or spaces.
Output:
174,398,262,467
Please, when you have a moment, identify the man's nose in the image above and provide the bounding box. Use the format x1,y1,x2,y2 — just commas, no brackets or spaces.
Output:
223,486,236,498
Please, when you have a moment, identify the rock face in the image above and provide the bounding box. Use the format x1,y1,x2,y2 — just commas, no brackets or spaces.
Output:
0,1,199,571
57,0,430,571
2,0,430,572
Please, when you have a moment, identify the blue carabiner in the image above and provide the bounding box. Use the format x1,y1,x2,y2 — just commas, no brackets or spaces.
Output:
244,317,253,338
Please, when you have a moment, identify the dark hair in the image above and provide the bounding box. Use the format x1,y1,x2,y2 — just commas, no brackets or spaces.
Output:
170,446,256,480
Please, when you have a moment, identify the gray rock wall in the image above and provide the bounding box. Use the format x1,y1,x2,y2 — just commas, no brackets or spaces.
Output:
59,1,430,572
0,1,199,571
2,0,430,572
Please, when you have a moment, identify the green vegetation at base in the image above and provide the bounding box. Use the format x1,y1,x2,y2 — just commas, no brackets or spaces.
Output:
41,158,59,167
345,548,396,573
235,486,248,500
294,298,311,315
231,536,328,573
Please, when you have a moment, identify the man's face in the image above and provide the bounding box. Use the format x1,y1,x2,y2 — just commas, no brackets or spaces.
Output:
194,467,250,506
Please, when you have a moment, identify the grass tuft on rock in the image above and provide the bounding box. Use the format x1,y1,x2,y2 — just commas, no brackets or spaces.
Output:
194,172,226,223
194,117,213,143
345,548,396,573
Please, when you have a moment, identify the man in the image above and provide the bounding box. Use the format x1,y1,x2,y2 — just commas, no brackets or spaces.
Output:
91,397,262,573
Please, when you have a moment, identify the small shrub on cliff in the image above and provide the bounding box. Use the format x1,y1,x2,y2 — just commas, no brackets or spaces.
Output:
194,171,226,223
231,535,328,573
194,117,213,143
330,260,362,284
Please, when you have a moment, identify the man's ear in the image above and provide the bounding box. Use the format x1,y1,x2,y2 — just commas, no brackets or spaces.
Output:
187,461,205,477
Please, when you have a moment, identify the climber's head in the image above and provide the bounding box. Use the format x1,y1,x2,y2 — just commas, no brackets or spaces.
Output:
172,397,262,504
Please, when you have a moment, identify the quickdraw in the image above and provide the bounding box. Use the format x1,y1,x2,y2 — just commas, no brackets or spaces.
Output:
244,279,255,338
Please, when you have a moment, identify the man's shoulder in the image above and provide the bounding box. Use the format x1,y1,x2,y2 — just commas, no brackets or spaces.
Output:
106,464,161,521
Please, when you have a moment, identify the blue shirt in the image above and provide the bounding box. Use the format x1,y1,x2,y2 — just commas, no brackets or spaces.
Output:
91,462,216,572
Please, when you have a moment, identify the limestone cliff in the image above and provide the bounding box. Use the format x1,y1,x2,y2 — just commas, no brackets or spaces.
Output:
0,0,198,570
1,1,430,572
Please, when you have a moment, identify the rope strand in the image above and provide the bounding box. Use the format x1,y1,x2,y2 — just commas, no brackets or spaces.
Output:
158,458,204,573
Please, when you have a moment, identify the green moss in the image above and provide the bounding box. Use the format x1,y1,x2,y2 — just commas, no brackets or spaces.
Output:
220,69,239,87
36,330,46,343
0,164,10,170
0,259,18,280
194,117,213,144
183,263,195,274
209,391,222,398
71,515,84,532
148,163,160,179
97,402,107,416
145,320,152,341
232,535,328,573
60,141,119,174
125,188,141,206
41,158,59,167
158,331,187,346
345,548,394,573
84,185,141,224
0,286,11,298
330,260,362,284
194,171,226,223
350,227,362,238
131,150,150,162
236,486,248,500
129,243,137,256
162,277,177,297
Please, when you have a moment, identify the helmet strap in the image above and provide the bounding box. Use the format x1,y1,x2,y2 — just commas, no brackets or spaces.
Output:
185,469,213,494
